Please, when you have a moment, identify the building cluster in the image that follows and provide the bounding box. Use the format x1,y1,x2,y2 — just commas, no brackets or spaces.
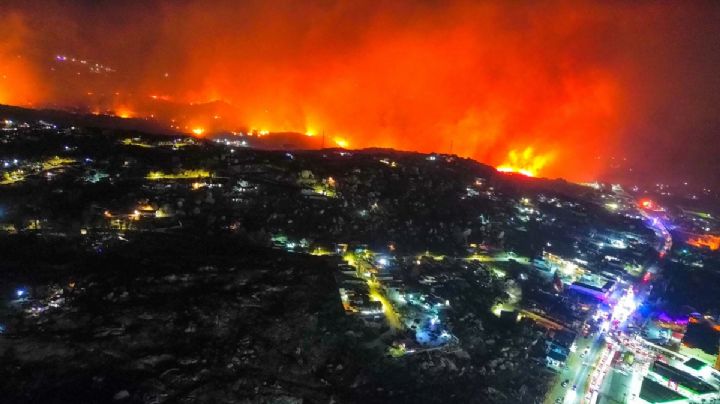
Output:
3,117,720,403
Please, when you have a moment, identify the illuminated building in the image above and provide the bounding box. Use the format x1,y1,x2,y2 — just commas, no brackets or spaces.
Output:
568,280,615,301
638,377,687,404
643,361,717,402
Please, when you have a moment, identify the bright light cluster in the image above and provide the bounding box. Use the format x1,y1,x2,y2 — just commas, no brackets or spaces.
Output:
611,288,636,323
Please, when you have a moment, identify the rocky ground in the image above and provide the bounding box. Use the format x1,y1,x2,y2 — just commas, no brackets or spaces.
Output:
0,234,351,403
0,232,553,404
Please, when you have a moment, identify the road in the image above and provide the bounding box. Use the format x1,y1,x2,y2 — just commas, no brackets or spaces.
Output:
350,254,404,331
545,204,673,404
367,280,403,330
638,209,672,257
466,252,531,265
545,332,606,404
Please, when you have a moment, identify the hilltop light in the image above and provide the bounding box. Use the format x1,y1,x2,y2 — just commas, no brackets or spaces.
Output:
191,127,205,136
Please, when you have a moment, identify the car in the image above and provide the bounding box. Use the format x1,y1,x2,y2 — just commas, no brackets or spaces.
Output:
572,384,577,391
561,380,569,387
555,398,562,404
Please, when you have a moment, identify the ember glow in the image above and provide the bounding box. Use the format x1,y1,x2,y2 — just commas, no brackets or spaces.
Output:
334,138,349,149
115,108,134,119
687,234,720,251
2,1,720,182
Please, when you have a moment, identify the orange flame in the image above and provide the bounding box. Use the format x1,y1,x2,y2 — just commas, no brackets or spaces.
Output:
0,2,638,181
687,234,720,251
496,147,553,177
115,108,134,119
638,198,654,210
334,137,349,148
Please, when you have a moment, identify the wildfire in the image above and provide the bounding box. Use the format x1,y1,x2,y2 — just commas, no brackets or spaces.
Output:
334,137,349,148
115,108,134,119
496,147,553,177
0,1,636,181
687,234,720,251
637,198,663,212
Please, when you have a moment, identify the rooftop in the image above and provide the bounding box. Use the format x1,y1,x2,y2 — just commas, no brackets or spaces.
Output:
652,360,716,394
684,358,707,371
639,377,686,403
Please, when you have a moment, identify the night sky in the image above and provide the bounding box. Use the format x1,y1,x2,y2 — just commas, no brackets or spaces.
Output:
1,1,719,183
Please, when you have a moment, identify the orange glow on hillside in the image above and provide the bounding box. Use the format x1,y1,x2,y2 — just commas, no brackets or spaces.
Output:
496,147,553,177
334,138,349,148
687,234,720,251
115,108,134,119
0,1,666,181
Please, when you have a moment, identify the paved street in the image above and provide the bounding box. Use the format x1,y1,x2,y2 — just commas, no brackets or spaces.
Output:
597,368,632,404
545,331,606,404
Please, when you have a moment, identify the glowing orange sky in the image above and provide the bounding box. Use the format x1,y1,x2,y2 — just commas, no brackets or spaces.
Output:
158,1,622,180
2,1,720,182
0,12,44,107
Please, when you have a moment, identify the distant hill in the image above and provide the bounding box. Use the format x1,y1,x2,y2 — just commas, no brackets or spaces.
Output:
0,103,591,199
0,104,179,136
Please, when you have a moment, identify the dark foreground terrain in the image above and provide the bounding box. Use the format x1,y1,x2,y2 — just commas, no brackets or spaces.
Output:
0,233,550,404
0,117,655,403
